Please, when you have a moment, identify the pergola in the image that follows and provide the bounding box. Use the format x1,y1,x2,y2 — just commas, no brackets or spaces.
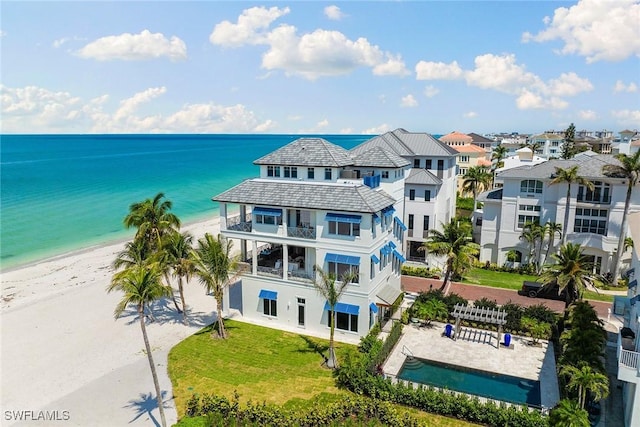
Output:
450,303,508,350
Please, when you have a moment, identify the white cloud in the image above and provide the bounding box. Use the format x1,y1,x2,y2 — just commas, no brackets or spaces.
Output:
415,60,463,80
515,89,568,110
76,30,187,62
53,37,69,48
522,0,640,63
362,124,391,134
373,54,411,77
611,109,640,125
463,111,477,118
465,54,542,94
317,119,329,128
339,127,354,134
547,72,593,96
401,94,418,107
614,80,639,93
324,5,345,20
423,85,439,98
209,6,290,47
0,30,6,38
579,110,597,120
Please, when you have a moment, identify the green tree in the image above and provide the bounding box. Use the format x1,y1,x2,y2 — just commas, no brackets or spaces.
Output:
416,299,448,326
519,221,543,270
107,265,171,427
560,363,609,409
541,243,601,308
625,236,634,252
542,221,563,266
549,399,590,427
162,232,196,323
124,192,181,252
561,123,576,159
550,166,594,245
193,233,244,339
462,166,492,213
490,144,509,185
313,267,359,369
521,316,551,344
602,151,640,282
420,218,479,293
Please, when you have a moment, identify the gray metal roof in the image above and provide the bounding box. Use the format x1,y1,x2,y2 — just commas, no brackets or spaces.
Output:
213,180,396,213
350,128,458,158
477,188,503,202
405,168,442,185
497,154,623,180
253,137,353,167
351,146,410,168
468,132,494,143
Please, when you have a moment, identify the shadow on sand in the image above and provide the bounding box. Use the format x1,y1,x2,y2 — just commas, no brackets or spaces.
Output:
124,390,171,426
120,297,215,329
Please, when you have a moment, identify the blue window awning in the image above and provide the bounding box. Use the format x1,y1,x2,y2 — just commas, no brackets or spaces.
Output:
394,217,408,231
382,206,396,217
624,268,635,279
325,213,362,224
372,213,381,224
253,207,282,217
371,254,380,264
380,245,391,255
631,294,640,306
324,301,360,315
369,302,379,314
388,241,396,249
629,279,638,289
258,289,277,300
325,253,360,266
393,249,406,263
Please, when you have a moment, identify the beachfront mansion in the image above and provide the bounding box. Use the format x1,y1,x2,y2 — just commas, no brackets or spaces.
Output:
213,129,457,339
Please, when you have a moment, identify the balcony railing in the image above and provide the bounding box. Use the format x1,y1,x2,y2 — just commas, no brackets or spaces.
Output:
287,226,316,239
227,214,252,232
619,349,639,371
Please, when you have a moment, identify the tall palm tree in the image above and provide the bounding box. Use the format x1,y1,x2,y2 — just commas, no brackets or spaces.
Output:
462,166,492,213
560,364,609,409
162,232,196,323
420,218,479,294
124,192,181,252
540,243,600,308
107,265,171,427
519,221,542,269
490,144,509,187
313,267,358,369
602,151,640,282
193,233,244,339
542,221,563,266
549,166,594,245
549,399,590,427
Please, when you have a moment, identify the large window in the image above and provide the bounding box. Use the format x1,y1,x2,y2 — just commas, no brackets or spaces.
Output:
327,262,359,283
578,181,611,204
328,311,358,332
520,180,543,194
254,208,283,225
284,166,298,178
326,213,361,237
267,166,281,177
517,204,541,228
574,208,607,235
263,298,277,316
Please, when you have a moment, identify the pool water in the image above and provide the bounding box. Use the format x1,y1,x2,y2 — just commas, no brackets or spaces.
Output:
397,357,541,407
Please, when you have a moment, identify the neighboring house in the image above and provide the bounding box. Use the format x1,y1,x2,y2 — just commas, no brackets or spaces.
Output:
528,133,565,158
468,132,496,154
451,144,492,194
351,129,458,265
213,137,409,340
493,147,547,187
439,130,472,147
474,153,639,273
616,129,640,155
614,211,640,427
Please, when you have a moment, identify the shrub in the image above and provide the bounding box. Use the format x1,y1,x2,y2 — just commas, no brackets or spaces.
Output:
474,297,498,309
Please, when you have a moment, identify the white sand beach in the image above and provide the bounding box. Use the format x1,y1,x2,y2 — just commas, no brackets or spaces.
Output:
1,217,224,426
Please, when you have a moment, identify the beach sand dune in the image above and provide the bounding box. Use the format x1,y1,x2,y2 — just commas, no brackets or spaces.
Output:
1,218,223,426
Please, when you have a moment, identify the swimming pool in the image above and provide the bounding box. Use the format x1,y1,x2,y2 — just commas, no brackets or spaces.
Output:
397,357,541,407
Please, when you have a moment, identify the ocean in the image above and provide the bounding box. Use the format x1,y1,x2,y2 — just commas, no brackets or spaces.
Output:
0,134,371,270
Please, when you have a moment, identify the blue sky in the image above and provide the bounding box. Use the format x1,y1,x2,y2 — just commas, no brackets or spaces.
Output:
1,1,639,135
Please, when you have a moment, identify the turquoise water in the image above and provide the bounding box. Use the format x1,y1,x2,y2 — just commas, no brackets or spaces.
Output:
397,357,541,407
0,134,369,270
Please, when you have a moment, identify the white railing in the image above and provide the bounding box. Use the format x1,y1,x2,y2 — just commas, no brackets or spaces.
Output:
619,348,640,372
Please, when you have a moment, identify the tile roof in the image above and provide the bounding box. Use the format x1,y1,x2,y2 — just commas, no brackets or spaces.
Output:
405,168,442,185
497,154,623,180
253,137,353,167
213,180,396,213
439,131,473,144
453,144,487,154
350,128,458,158
351,146,410,168
468,133,494,143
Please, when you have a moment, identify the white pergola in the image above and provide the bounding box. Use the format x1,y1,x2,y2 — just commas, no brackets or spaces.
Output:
450,303,508,349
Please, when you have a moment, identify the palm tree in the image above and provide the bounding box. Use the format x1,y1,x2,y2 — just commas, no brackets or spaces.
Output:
624,236,634,253
602,151,640,282
124,192,181,252
519,221,543,270
462,166,492,213
491,144,508,171
549,399,590,427
416,299,448,326
540,243,600,308
542,221,563,266
313,267,358,369
420,218,479,294
162,232,196,323
560,363,609,409
107,265,171,427
193,233,244,339
549,166,594,245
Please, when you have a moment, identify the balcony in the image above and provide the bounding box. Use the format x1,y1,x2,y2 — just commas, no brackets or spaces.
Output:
227,214,252,232
287,226,316,240
617,328,640,383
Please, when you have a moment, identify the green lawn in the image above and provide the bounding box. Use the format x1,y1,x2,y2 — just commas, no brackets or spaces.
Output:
168,320,479,426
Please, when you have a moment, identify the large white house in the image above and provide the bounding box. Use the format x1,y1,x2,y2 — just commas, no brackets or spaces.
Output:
475,153,639,274
213,136,410,339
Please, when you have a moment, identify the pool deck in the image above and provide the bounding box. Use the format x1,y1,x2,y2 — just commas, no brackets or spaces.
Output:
383,322,560,411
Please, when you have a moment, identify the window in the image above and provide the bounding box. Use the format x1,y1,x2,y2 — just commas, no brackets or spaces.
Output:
324,168,332,180
437,160,444,179
408,214,414,230
263,298,277,316
328,311,358,333
254,208,283,225
459,156,470,163
578,181,611,204
518,215,540,228
414,159,420,168
297,298,305,326
284,166,297,178
327,213,361,237
520,180,543,194
425,159,432,170
424,190,431,201
574,208,607,235
327,262,359,283
409,189,415,200
423,215,429,231
267,166,281,177
382,171,389,179
517,206,541,228
307,168,315,179
459,168,468,176
519,205,541,212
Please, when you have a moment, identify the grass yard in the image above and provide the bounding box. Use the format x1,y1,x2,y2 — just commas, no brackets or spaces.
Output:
169,320,479,426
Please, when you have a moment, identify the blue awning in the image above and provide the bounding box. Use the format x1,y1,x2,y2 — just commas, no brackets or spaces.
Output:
372,213,381,224
393,249,406,263
629,279,638,289
394,217,408,231
371,254,380,264
325,253,360,266
253,207,282,217
369,302,379,313
324,301,360,315
631,294,640,306
380,245,391,255
624,268,635,279
325,213,362,224
382,206,396,217
388,241,396,249
258,289,277,300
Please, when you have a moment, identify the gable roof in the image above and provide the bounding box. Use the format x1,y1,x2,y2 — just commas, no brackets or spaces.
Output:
468,132,494,143
351,146,410,168
453,144,487,154
350,128,458,158
213,180,396,213
253,137,353,167
405,168,442,185
439,131,473,144
497,154,623,180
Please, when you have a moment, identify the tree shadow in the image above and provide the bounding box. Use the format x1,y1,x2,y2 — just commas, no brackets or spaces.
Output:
297,335,329,362
124,390,171,426
118,297,214,328
194,319,239,337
